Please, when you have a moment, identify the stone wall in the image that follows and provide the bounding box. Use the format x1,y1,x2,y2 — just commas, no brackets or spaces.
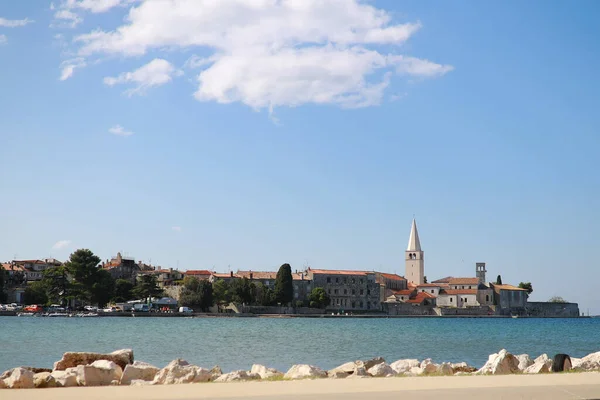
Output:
162,286,181,301
239,305,327,315
383,302,436,316
525,301,580,317
438,306,492,316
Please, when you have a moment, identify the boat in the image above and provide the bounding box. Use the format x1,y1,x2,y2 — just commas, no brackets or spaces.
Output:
17,312,35,317
511,315,519,319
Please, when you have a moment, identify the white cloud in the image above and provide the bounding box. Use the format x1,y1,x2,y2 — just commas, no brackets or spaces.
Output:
171,226,182,232
60,57,86,80
0,17,33,27
52,240,71,250
64,0,452,111
51,0,138,28
53,9,83,28
109,124,133,136
103,58,182,96
68,0,137,13
0,35,6,45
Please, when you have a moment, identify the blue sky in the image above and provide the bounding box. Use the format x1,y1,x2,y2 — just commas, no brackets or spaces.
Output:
1,1,599,313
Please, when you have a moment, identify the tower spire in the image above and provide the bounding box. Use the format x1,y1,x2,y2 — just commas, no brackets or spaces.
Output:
406,218,421,251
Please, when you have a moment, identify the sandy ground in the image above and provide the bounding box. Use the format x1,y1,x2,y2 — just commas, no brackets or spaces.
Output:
3,372,600,400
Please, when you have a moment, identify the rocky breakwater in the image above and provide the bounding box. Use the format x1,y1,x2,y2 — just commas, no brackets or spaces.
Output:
2,348,600,389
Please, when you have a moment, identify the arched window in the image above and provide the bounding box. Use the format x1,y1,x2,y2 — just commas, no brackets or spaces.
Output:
486,294,490,302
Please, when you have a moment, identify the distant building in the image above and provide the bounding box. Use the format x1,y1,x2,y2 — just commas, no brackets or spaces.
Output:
490,283,528,312
306,268,380,311
102,253,140,283
184,270,213,281
11,258,62,282
405,219,425,285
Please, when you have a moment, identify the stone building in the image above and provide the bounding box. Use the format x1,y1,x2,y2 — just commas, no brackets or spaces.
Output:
11,259,62,282
102,253,140,283
306,268,380,311
405,219,424,285
490,283,528,314
375,272,407,302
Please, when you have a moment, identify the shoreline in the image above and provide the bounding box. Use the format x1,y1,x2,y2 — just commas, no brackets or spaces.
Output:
2,373,600,400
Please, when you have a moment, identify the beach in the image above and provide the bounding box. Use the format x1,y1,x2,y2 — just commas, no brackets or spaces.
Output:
2,373,600,400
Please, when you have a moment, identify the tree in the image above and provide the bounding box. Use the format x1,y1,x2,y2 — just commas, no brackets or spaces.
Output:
63,249,102,303
230,277,254,304
180,277,214,312
212,279,231,305
423,276,428,284
132,274,164,301
496,275,503,285
23,281,48,305
549,296,567,303
113,279,135,303
518,282,533,295
42,266,71,305
254,282,275,306
91,269,115,308
0,266,7,303
308,287,330,309
274,263,294,305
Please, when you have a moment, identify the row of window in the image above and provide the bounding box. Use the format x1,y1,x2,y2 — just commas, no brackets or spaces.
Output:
328,288,371,296
331,298,378,309
326,277,366,284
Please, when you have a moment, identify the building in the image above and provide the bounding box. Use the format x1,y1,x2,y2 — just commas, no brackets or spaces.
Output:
184,270,213,281
102,253,140,283
490,283,528,312
306,268,380,311
375,272,408,302
11,259,62,282
405,219,424,285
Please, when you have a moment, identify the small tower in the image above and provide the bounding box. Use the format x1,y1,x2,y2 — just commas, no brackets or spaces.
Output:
405,219,425,285
476,262,487,284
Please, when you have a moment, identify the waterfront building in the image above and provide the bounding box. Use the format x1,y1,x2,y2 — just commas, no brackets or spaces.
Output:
102,253,140,284
490,283,528,312
184,270,212,281
306,268,381,311
375,272,408,303
11,258,62,282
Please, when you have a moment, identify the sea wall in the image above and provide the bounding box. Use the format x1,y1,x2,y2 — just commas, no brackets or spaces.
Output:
438,306,492,316
383,303,436,316
238,305,327,315
525,302,580,317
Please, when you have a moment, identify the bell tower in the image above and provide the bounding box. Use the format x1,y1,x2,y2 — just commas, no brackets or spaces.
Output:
476,262,487,284
405,218,424,285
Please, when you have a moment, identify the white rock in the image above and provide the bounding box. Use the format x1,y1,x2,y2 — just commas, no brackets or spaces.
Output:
390,359,420,374
328,361,365,379
406,366,425,376
420,359,438,375
284,365,327,380
516,354,533,372
53,349,133,371
1,367,34,389
437,362,454,376
476,349,520,375
250,364,283,379
75,360,123,386
363,357,385,370
524,354,552,374
367,363,395,377
33,372,58,388
51,368,79,387
121,361,159,385
214,370,260,382
152,359,211,385
572,352,600,371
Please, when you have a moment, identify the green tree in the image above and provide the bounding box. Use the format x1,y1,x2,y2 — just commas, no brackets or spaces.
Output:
23,281,48,305
180,277,214,312
230,277,254,304
518,282,533,294
254,282,275,306
113,279,135,303
212,279,231,305
63,249,102,302
496,275,503,285
41,266,71,305
274,263,293,305
132,274,164,301
0,266,7,303
549,296,567,303
308,287,330,309
91,269,115,308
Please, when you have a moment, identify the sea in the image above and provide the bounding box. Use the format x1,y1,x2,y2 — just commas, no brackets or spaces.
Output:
0,316,598,373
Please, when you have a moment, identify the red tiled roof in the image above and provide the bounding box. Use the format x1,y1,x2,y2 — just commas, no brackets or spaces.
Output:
432,276,454,283
309,269,369,276
491,284,528,293
13,259,46,265
185,270,212,276
236,271,278,280
292,273,309,281
392,289,414,296
406,292,436,303
448,278,480,285
439,289,477,295
417,283,443,288
212,273,235,279
379,273,407,281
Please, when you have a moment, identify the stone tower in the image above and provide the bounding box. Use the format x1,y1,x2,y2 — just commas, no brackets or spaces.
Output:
405,219,424,285
476,262,487,284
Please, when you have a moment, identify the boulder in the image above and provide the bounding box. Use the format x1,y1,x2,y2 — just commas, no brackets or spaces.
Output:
572,351,600,371
328,361,365,379
406,367,425,376
250,364,283,380
210,365,223,380
476,349,519,375
51,369,79,387
53,349,134,371
152,359,211,384
516,354,533,372
436,362,454,376
451,362,477,373
33,372,58,388
75,360,123,386
367,363,395,377
214,370,260,382
0,379,5,389
284,365,327,380
363,357,386,370
420,359,438,375
1,367,35,389
22,367,53,374
121,361,159,385
390,359,420,374
524,354,552,374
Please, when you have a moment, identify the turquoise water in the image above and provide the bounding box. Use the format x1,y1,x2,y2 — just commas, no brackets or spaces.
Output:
0,317,598,373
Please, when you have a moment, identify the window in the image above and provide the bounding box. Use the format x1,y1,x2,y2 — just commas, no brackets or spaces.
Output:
336,277,339,283
352,302,356,308
486,294,490,302
360,289,364,295
334,289,338,295
431,290,434,294
351,278,355,284
328,289,331,294
450,298,453,302
352,289,355,295
359,301,363,308
343,278,347,284
462,286,465,289
326,277,331,283
344,289,347,295
367,289,370,295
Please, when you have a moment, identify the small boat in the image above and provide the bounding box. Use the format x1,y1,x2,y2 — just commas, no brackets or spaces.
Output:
511,315,519,319
17,312,35,317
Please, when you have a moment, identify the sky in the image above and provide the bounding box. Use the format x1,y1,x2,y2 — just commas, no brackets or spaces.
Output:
1,1,599,313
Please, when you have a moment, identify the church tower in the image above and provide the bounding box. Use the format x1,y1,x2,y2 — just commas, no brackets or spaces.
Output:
405,218,424,285
476,262,487,284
